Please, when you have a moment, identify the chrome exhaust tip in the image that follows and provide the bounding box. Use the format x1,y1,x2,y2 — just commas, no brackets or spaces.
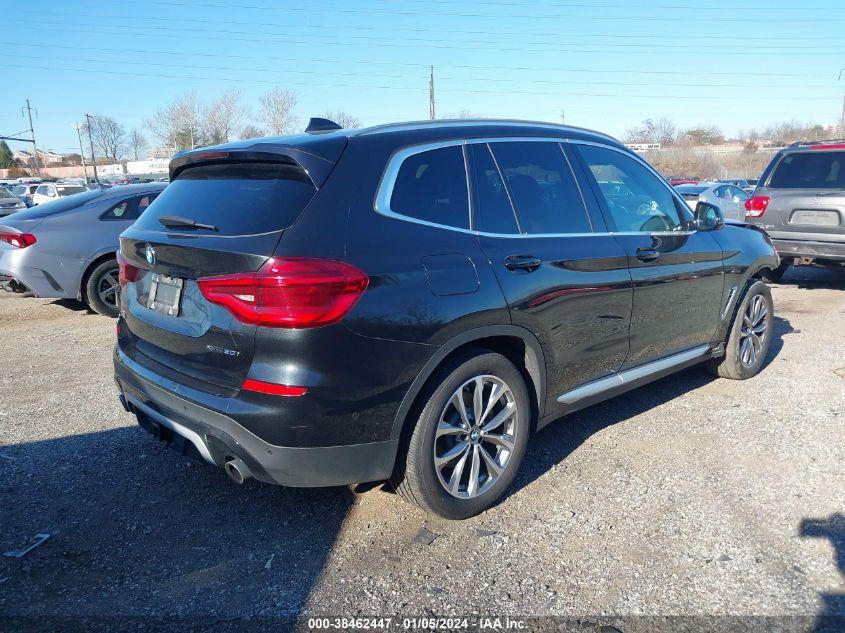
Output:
224,457,252,485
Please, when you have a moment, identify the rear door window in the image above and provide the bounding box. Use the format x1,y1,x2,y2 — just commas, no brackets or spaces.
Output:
133,161,317,235
489,141,591,234
769,151,845,189
389,145,469,229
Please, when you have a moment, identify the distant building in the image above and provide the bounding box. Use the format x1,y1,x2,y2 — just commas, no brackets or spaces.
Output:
11,149,65,166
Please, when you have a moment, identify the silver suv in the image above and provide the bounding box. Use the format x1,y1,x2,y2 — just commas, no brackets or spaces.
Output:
745,140,845,281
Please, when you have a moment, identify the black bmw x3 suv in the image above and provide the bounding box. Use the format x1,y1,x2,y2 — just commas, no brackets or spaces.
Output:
114,119,778,518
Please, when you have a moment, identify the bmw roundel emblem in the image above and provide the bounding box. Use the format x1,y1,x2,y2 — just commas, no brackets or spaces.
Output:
145,244,156,267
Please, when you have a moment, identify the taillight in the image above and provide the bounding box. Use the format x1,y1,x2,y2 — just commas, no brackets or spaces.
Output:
0,233,36,248
197,257,369,328
744,196,770,218
117,251,147,288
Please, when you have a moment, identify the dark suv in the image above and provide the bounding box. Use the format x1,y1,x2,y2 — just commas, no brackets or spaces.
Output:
745,140,845,281
114,120,778,518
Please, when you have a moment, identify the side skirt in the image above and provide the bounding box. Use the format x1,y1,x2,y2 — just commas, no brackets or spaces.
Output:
537,344,714,431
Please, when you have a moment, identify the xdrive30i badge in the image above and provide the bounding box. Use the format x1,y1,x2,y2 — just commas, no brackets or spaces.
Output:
206,345,240,357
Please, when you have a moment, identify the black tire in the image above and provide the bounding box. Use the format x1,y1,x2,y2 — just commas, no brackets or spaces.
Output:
706,280,774,380
83,259,120,318
759,261,789,284
391,350,531,519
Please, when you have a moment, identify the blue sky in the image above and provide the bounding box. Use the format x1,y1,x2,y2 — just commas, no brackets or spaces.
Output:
5,0,845,155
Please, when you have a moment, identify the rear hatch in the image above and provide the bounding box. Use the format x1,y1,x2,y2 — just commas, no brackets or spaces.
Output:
758,150,845,240
118,140,345,395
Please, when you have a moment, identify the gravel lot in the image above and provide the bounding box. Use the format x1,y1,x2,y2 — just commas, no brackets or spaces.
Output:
1,267,843,629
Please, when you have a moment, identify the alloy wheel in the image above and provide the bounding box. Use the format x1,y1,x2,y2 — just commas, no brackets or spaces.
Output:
433,375,517,499
98,271,120,307
739,294,768,367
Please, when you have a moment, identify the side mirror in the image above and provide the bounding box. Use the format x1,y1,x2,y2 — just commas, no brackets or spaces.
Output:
694,201,724,231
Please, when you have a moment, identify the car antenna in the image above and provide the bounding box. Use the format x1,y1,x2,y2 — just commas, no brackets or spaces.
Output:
305,117,342,133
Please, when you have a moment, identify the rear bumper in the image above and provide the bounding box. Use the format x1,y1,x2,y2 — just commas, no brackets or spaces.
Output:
114,348,399,487
0,249,68,298
772,238,845,261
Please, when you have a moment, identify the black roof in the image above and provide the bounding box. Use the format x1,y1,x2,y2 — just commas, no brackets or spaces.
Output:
169,119,626,183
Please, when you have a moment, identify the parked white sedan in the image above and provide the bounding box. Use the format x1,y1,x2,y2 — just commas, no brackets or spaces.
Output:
674,183,750,221
31,182,88,206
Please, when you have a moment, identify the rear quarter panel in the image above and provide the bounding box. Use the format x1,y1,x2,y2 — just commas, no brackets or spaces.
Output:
708,222,779,340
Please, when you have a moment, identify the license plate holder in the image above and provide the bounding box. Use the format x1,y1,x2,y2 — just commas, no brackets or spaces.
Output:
790,209,840,226
147,273,184,317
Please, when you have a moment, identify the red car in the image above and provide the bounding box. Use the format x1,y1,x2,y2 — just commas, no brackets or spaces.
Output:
668,178,698,186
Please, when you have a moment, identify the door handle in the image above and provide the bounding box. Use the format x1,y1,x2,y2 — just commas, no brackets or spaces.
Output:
635,248,660,262
504,255,542,272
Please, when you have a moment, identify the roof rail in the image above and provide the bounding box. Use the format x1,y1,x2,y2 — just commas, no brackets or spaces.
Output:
789,138,845,147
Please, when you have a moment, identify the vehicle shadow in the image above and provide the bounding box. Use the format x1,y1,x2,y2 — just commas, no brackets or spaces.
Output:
0,426,353,624
506,315,793,502
50,298,91,313
778,266,845,291
799,513,845,631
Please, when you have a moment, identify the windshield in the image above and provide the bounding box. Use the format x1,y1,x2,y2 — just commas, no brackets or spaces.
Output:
769,151,845,189
134,161,317,236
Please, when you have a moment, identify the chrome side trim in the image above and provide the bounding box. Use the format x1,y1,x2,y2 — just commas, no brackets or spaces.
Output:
556,344,711,405
373,137,697,239
721,285,738,320
125,393,216,465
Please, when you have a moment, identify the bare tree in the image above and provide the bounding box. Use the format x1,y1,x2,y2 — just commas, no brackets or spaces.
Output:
323,110,361,129
146,92,203,152
238,124,267,140
258,88,298,135
680,124,725,146
129,128,147,161
624,118,677,146
203,89,247,145
85,115,127,162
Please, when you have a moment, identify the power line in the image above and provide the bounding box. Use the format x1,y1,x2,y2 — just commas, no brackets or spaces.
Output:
8,41,831,79
13,17,845,55
7,50,839,92
11,61,839,102
100,0,845,22
13,9,845,44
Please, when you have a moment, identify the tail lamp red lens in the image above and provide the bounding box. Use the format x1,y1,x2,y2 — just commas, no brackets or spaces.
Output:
0,233,36,248
241,378,307,397
744,196,770,218
117,251,147,288
197,257,369,328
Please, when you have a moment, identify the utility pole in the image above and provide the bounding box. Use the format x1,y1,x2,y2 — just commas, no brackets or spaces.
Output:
84,113,99,182
560,110,566,125
429,65,436,121
73,123,88,182
838,69,845,135
22,99,40,174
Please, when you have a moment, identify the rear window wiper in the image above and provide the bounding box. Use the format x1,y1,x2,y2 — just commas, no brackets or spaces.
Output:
157,215,219,231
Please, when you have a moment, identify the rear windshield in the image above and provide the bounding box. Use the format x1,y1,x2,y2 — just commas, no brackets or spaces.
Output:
769,151,845,189
11,189,103,219
55,185,87,196
675,185,707,194
134,161,316,236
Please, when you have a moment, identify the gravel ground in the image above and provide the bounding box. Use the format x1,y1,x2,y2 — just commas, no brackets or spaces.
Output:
0,267,843,629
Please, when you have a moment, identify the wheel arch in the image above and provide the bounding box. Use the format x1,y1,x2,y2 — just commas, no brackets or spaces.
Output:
78,250,118,301
389,325,547,442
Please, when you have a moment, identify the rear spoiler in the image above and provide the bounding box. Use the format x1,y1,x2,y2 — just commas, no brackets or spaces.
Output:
169,136,348,186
